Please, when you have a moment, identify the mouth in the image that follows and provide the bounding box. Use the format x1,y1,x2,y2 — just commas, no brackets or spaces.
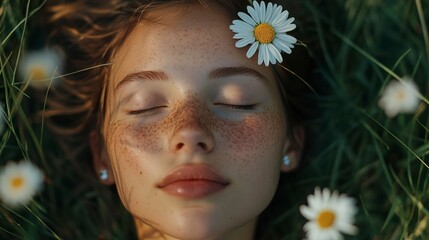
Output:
157,165,230,198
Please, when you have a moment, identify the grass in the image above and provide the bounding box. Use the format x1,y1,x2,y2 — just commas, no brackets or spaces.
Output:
0,0,428,239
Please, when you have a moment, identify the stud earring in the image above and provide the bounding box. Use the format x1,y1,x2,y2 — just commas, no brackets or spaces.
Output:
99,169,108,181
283,155,291,166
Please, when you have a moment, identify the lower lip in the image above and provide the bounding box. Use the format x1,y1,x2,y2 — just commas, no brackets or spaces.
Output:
161,180,227,198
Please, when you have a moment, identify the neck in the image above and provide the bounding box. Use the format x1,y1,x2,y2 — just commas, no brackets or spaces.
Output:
134,217,257,240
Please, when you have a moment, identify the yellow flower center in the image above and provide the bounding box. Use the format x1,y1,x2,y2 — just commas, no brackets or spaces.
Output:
395,90,406,100
29,66,47,81
254,23,276,44
317,210,336,228
11,176,24,189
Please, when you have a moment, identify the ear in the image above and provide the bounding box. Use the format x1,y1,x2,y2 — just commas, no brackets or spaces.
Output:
281,126,305,172
89,131,115,185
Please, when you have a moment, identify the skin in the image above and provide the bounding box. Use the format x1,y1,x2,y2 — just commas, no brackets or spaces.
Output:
91,4,302,240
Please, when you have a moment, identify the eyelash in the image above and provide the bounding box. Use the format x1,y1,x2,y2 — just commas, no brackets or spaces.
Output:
217,104,257,110
127,106,166,115
128,104,257,115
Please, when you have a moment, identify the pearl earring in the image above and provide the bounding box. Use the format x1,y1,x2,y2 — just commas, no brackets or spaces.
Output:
283,155,291,166
99,169,108,180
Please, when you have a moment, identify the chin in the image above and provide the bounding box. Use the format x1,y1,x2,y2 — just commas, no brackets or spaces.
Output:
159,208,241,240
169,213,226,240
167,230,221,240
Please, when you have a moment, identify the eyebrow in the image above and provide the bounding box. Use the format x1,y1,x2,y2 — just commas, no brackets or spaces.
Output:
116,66,267,90
116,71,168,90
208,67,268,82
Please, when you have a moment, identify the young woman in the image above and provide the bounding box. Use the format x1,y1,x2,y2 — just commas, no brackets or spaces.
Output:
47,0,315,239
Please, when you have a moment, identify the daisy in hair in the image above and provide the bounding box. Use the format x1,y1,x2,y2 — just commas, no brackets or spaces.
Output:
230,1,297,66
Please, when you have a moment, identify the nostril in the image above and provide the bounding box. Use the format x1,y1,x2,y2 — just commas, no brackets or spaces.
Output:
198,142,207,151
176,143,184,150
175,142,208,151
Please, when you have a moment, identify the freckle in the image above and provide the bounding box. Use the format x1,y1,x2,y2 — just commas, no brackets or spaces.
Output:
139,171,142,175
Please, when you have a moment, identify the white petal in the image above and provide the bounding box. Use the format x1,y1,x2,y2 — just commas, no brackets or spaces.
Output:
314,187,322,200
284,17,296,25
300,205,317,220
259,1,266,23
268,44,283,64
272,9,289,25
328,230,343,240
265,2,273,23
273,38,292,54
248,3,260,23
230,20,254,33
257,44,264,65
277,34,297,45
236,37,255,48
337,222,359,235
246,41,259,58
261,44,270,66
308,194,321,210
267,4,280,23
303,221,317,233
238,12,257,26
276,22,297,32
322,188,331,204
233,32,254,40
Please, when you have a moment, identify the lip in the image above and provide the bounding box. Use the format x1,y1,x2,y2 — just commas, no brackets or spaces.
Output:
158,165,230,198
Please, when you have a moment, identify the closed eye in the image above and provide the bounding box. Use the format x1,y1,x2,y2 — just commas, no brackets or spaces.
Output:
127,106,167,115
215,103,257,110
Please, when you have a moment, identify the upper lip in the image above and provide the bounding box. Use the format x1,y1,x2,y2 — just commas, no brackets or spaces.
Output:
157,165,230,188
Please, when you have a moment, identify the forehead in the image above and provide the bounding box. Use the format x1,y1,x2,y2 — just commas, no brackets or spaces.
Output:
110,4,272,83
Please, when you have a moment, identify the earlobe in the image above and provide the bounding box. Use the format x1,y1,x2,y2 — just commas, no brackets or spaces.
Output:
89,131,115,185
281,126,305,172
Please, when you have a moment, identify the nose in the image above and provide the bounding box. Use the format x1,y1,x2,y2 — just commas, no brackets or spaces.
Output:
169,120,215,154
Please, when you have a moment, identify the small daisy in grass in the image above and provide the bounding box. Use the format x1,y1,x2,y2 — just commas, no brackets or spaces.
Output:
229,1,297,66
300,187,358,240
19,48,64,88
0,161,44,207
378,77,420,118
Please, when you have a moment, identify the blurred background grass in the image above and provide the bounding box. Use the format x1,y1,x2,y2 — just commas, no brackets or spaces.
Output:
1,0,428,239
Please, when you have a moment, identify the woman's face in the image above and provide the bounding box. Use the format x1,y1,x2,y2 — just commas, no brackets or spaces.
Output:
102,4,289,240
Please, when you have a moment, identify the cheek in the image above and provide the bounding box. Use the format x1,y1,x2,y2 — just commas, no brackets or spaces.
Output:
104,120,167,210
218,110,285,211
218,110,285,160
106,121,164,156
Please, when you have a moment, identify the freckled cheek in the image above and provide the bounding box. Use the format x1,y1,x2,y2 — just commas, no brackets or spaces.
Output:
104,121,165,177
218,114,285,159
109,121,165,152
217,113,285,192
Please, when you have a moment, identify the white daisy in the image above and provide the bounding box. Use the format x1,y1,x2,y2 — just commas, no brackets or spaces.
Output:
230,1,297,66
300,187,358,240
0,161,44,207
378,77,420,118
19,48,64,88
